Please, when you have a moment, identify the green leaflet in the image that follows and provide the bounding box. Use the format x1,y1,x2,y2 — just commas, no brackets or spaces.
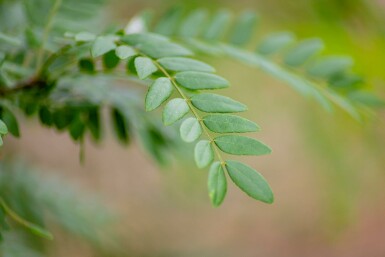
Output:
194,140,214,168
145,77,173,111
284,38,324,67
136,41,193,59
158,57,215,72
91,36,116,58
191,93,247,113
0,119,7,135
175,71,229,90
69,115,85,141
134,57,158,80
307,56,353,78
178,9,208,38
111,108,129,144
162,98,189,125
180,117,202,143
229,10,258,46
0,107,19,137
115,45,136,60
257,32,295,55
203,9,232,41
154,7,184,36
348,91,385,107
226,160,274,203
103,50,120,70
203,114,259,133
121,33,169,46
208,162,227,206
215,135,271,155
78,58,95,73
74,31,96,42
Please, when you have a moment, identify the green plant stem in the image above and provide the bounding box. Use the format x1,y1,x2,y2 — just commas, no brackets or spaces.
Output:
150,58,227,168
0,197,53,240
36,0,63,73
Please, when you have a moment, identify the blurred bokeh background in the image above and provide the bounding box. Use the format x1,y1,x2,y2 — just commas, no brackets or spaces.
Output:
3,0,385,256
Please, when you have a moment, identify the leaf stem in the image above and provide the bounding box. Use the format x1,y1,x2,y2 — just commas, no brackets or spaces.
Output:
151,58,226,167
0,197,53,240
36,0,63,73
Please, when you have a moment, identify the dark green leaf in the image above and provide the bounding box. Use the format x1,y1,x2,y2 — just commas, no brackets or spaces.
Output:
111,108,129,144
145,77,173,111
103,50,120,70
0,107,20,137
78,58,95,73
69,115,85,141
91,36,116,58
203,114,259,133
158,57,215,72
284,38,324,67
215,135,271,155
229,11,258,46
162,98,189,125
194,140,214,168
208,161,227,206
257,32,295,55
191,93,247,113
226,160,274,203
180,117,202,142
175,71,229,90
38,106,53,126
134,57,157,80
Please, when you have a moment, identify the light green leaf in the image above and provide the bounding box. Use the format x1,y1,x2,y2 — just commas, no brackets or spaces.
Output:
136,41,193,59
121,33,169,46
203,9,232,41
145,77,174,111
178,9,208,38
203,114,259,133
0,119,7,135
162,98,189,125
175,71,229,90
194,140,214,168
134,57,158,80
180,117,202,143
229,11,258,46
226,160,274,203
75,32,96,42
158,57,215,72
257,32,295,55
307,56,353,78
208,162,227,206
215,135,271,155
91,36,116,58
348,91,385,107
154,7,184,36
115,45,136,60
191,93,247,113
284,38,324,67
